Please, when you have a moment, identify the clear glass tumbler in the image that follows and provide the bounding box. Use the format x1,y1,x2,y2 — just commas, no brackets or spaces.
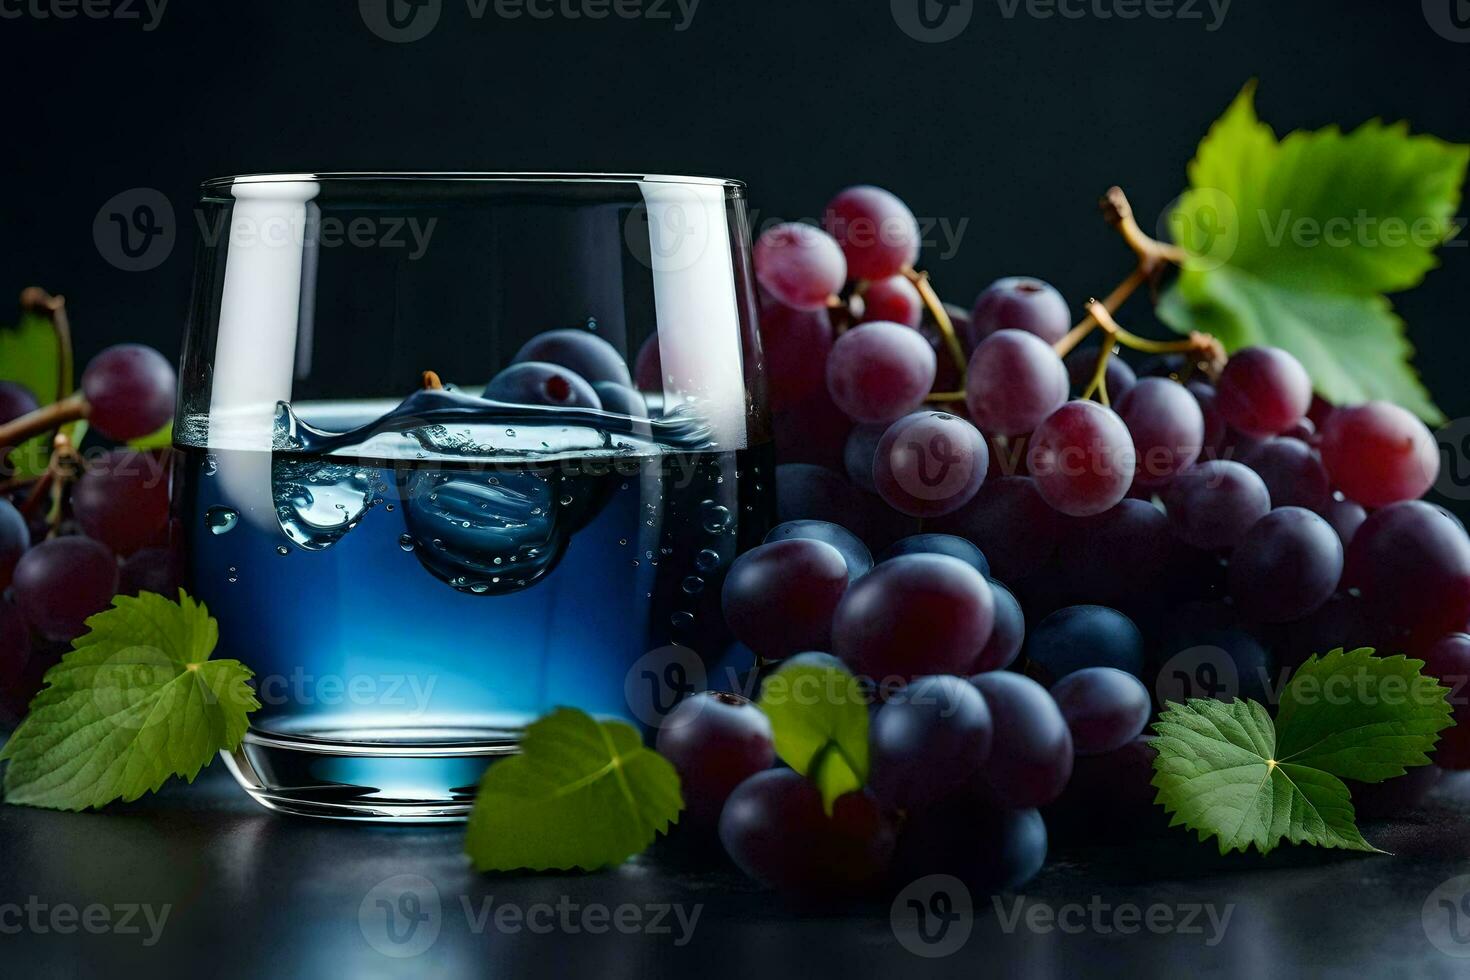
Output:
174,173,773,820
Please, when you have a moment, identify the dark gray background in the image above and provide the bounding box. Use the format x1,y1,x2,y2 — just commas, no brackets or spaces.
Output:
2,0,1467,421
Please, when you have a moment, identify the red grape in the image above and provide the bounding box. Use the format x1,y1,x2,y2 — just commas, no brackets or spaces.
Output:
822,185,920,281
656,691,774,828
13,537,118,642
931,476,1060,581
964,330,1069,437
759,297,835,411
966,277,1071,347
0,381,39,424
719,770,895,897
858,275,922,328
1322,495,1367,548
80,343,176,441
825,321,936,425
118,546,180,597
1027,400,1136,517
873,411,987,517
869,674,993,810
753,223,847,311
1162,460,1271,550
974,580,1025,672
721,538,849,660
1058,498,1172,606
71,449,171,556
1228,507,1342,623
1345,500,1470,646
1319,401,1438,507
1420,633,1470,770
969,671,1073,808
1050,667,1152,755
1214,346,1312,437
1241,437,1331,511
1117,377,1205,487
832,554,994,680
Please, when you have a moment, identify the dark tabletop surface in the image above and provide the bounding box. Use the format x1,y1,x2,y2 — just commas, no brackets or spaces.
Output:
5,762,1470,979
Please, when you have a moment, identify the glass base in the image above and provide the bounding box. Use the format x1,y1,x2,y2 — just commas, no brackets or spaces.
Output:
223,727,521,822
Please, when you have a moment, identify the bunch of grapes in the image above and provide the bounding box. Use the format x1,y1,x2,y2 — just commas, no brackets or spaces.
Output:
0,302,179,723
653,184,1470,899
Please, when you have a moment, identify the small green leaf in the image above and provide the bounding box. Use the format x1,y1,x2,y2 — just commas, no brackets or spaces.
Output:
1151,649,1452,856
1151,698,1375,855
1,590,259,811
756,653,868,813
1275,647,1453,782
0,312,66,480
464,708,682,872
1159,82,1469,422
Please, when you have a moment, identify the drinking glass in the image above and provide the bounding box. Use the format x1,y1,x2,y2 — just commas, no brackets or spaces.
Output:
174,173,773,820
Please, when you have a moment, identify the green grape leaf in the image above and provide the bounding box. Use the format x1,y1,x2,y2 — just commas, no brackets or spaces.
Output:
0,311,67,480
1151,649,1452,855
1,590,259,811
1159,81,1469,423
464,708,683,872
756,652,868,813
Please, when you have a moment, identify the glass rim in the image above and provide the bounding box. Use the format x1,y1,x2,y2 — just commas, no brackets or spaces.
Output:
200,171,745,191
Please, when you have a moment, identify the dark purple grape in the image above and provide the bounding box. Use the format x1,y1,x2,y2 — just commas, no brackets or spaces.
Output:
774,464,869,531
964,330,1069,437
80,343,176,441
1228,507,1342,623
590,381,647,417
13,537,118,642
825,322,936,425
873,411,987,517
722,539,849,661
1045,736,1164,842
0,598,31,693
1027,400,1136,517
1050,667,1152,755
832,555,994,681
760,297,836,412
1186,379,1226,456
1283,417,1316,443
512,328,632,387
842,424,884,493
1162,460,1271,550
1155,627,1275,706
1058,499,1171,606
719,770,895,897
765,520,872,583
1420,633,1470,770
1241,437,1330,511
0,381,39,424
772,390,852,471
118,546,180,598
1320,401,1438,507
1215,346,1312,438
754,223,847,311
1322,496,1367,548
1345,501,1470,646
1025,605,1145,682
0,497,30,591
870,675,993,810
974,580,1025,672
1279,593,1369,672
656,691,775,828
880,534,989,577
1064,345,1136,400
71,449,171,557
930,476,1059,581
1117,377,1204,487
485,361,601,409
969,671,1073,808
823,186,920,281
966,277,1070,348
859,275,923,328
892,801,1046,894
